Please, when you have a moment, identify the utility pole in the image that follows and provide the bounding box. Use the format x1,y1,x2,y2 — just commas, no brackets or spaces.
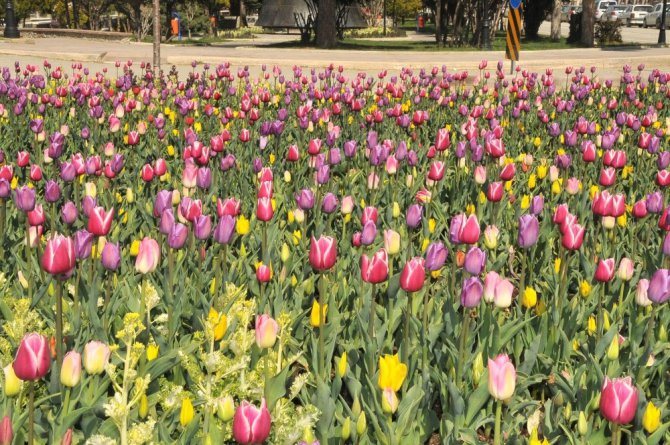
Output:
383,0,387,35
481,0,491,48
153,0,161,69
659,0,667,45
3,0,20,38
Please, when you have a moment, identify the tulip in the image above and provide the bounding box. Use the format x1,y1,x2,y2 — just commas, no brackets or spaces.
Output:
648,269,670,303
101,242,121,271
483,271,501,303
179,197,203,222
599,376,638,424
83,341,110,375
483,225,499,249
450,213,480,245
0,416,12,445
663,232,670,256
14,186,36,212
153,190,172,217
214,215,236,244
42,234,76,277
255,314,278,348
517,214,539,248
594,258,615,282
87,206,114,236
461,276,483,307
256,263,272,282
382,387,399,414
383,229,400,255
530,195,544,215
428,161,445,181
341,196,354,214
360,221,377,245
361,249,389,283
486,182,504,202
400,257,425,292
309,299,328,327
218,198,241,217
27,204,45,226
61,201,78,225
361,206,378,225
487,354,516,401
425,242,448,271
44,180,61,203
642,401,661,433
616,258,634,281
464,247,486,275
309,236,337,271
406,204,423,229
232,399,272,445
3,364,21,396
493,278,514,308
60,351,82,387
196,167,212,189
256,197,274,222
13,333,51,381
635,279,652,307
194,215,212,240
217,396,236,421
180,397,194,427
321,193,338,213
295,189,315,210
135,237,160,274
378,353,407,392
561,222,585,250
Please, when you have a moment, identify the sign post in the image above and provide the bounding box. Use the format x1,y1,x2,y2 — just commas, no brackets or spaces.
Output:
506,0,521,73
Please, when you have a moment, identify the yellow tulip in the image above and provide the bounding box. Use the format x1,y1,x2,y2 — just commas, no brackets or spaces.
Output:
236,215,250,235
537,165,547,179
130,239,140,256
310,300,328,328
378,354,407,392
208,308,227,341
180,397,194,427
579,281,592,298
521,287,537,308
338,352,348,378
139,393,149,419
587,316,597,336
3,364,22,397
642,401,661,433
146,344,159,361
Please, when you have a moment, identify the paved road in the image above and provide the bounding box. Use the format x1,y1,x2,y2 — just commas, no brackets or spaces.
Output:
538,20,666,44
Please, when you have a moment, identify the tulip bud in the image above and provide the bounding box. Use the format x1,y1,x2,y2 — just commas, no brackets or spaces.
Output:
341,418,351,440
60,351,82,387
255,315,279,348
83,341,111,374
180,397,194,427
139,393,149,419
381,388,399,414
642,401,661,433
606,334,619,360
351,397,361,417
578,411,588,436
217,396,235,421
309,300,328,328
338,352,347,378
616,258,634,281
472,352,484,386
0,416,12,445
146,344,159,361
356,412,367,435
3,364,21,397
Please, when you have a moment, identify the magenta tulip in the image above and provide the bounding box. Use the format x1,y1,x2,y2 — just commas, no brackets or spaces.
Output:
232,399,272,444
594,258,616,282
13,333,51,381
361,249,389,284
600,376,638,424
400,257,425,292
309,236,337,271
42,235,76,278
87,206,114,236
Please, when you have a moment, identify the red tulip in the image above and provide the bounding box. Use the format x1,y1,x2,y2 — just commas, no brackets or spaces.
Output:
17,151,30,167
12,333,51,381
0,415,12,445
27,204,46,226
428,161,445,181
611,194,626,217
256,197,273,222
308,138,322,155
552,203,570,225
87,206,114,236
435,128,450,151
257,181,273,199
154,158,167,176
232,398,272,445
361,249,389,284
400,257,425,292
287,144,300,162
141,164,154,182
632,200,648,219
582,143,597,162
127,131,140,145
561,222,585,250
239,128,250,142
499,163,516,181
29,164,43,182
594,258,616,282
41,234,76,277
659,207,670,231
217,198,241,217
361,206,378,225
453,214,480,245
600,376,638,424
179,197,203,222
258,167,273,183
599,168,616,187
309,236,337,271
486,182,504,202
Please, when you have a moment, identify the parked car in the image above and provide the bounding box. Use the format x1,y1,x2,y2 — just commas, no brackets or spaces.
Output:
644,2,670,28
561,5,581,22
595,0,618,21
601,5,628,22
619,4,653,26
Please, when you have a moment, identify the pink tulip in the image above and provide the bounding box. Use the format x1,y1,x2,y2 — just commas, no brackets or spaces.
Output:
13,333,51,381
0,416,12,445
594,258,615,282
428,161,445,181
400,257,425,292
256,197,273,222
232,398,272,445
256,263,272,283
487,354,516,401
361,249,389,284
87,206,114,236
309,236,337,271
361,206,378,225
450,213,480,245
41,234,76,278
600,376,638,424
135,237,160,274
486,182,504,202
561,222,585,250
255,315,278,349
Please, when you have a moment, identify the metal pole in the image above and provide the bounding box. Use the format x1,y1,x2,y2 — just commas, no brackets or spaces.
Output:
153,0,161,69
3,0,20,38
482,0,491,49
659,0,667,45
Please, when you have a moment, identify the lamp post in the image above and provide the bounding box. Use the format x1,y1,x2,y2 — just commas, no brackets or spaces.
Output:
482,0,491,49
659,0,667,45
4,0,20,38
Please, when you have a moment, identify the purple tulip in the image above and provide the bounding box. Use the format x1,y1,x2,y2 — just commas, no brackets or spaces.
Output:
82,196,97,218
159,208,176,235
395,141,407,160
530,195,544,215
295,189,315,210
321,193,338,214
168,223,189,249
344,140,357,157
361,221,377,245
658,152,670,170
194,215,212,240
60,162,76,182
74,229,94,259
220,154,236,171
61,201,78,224
154,190,172,218
518,214,539,248
14,186,36,212
197,167,212,190
0,179,9,199
329,148,341,165
663,232,670,257
464,247,486,275
101,242,121,271
44,180,61,203
648,269,670,303
111,154,125,174
406,204,423,229
461,276,483,307
646,192,664,214
253,158,263,173
316,165,330,185
425,242,448,271
213,215,236,244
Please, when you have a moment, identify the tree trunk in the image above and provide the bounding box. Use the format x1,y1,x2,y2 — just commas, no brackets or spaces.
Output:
550,0,562,40
316,0,337,48
72,0,80,28
581,0,595,46
64,0,72,28
435,0,443,45
153,0,161,69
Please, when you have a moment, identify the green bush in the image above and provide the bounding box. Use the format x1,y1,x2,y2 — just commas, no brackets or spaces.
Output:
344,27,407,38
595,20,623,45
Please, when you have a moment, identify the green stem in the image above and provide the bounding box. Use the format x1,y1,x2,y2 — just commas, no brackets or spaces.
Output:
387,414,395,445
519,251,527,296
401,291,411,366
55,279,64,374
494,400,503,445
645,304,657,354
422,283,431,389
62,387,72,416
617,282,626,324
367,283,376,374
262,222,268,263
598,283,606,339
28,381,35,445
456,308,471,389
611,423,620,445
25,216,33,301
318,273,327,379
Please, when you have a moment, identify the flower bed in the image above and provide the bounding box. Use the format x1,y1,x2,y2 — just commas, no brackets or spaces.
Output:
0,60,668,444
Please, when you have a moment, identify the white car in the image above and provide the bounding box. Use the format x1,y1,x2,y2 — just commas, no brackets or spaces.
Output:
601,5,628,22
644,2,670,28
619,4,653,26
595,0,618,21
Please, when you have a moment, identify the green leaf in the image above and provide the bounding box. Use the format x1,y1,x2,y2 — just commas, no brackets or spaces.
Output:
265,365,290,411
395,384,424,438
464,371,489,426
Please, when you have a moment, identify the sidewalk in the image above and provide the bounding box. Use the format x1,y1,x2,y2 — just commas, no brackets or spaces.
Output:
0,35,668,78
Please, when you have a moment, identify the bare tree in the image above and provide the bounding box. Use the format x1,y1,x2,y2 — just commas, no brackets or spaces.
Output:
138,4,154,40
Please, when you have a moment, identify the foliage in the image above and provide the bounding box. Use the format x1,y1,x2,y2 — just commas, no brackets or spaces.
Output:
523,0,554,40
595,20,623,45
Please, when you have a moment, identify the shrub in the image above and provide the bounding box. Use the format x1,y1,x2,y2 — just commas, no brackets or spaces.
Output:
595,20,623,45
